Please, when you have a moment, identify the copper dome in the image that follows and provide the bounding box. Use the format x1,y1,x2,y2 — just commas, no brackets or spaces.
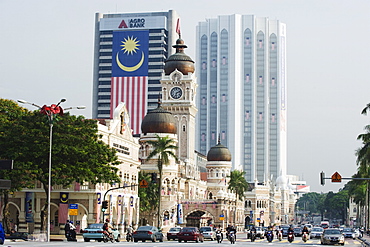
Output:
164,39,195,75
141,104,177,134
207,139,232,161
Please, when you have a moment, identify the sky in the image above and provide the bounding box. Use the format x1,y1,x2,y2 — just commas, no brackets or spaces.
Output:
1,0,370,193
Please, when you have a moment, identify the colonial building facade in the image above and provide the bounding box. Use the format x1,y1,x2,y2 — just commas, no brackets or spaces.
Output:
6,103,140,235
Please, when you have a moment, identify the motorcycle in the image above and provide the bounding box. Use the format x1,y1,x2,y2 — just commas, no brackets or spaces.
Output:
266,230,273,242
302,232,308,242
126,232,133,242
216,230,223,243
228,231,236,244
288,232,294,243
277,230,282,241
66,229,77,242
250,231,256,242
103,231,115,243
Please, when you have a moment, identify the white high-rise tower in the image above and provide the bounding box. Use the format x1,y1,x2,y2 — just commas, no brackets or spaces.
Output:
196,15,287,183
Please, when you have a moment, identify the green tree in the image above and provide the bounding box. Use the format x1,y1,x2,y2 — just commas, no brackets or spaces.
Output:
296,192,322,214
228,170,249,223
0,99,35,232
145,134,178,228
0,99,121,230
138,171,159,212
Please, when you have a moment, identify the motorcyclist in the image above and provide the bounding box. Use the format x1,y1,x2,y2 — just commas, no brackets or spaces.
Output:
103,219,114,239
302,226,309,235
126,225,133,241
265,226,273,240
68,221,77,240
215,228,223,242
226,224,236,240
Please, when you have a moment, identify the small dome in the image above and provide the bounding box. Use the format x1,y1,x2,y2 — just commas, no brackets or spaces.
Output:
275,175,288,189
164,39,195,75
207,138,232,161
217,190,225,199
141,103,177,134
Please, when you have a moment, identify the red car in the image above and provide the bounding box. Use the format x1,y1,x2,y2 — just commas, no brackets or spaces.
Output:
178,227,204,243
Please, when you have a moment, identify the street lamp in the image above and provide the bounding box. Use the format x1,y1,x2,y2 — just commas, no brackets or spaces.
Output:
17,99,85,242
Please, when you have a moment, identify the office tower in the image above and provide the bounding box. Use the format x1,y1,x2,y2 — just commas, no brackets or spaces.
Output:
196,15,287,183
92,10,180,134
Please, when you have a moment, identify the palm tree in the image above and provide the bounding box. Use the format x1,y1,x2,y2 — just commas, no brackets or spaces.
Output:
227,170,249,224
146,134,178,228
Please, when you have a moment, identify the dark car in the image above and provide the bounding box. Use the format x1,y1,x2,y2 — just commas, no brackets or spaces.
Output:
281,225,290,237
167,227,182,240
178,227,204,243
294,227,302,237
132,225,163,242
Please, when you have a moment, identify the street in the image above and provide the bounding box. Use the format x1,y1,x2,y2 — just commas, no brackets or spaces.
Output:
2,237,365,246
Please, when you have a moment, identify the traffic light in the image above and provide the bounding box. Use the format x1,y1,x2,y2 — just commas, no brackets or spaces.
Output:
151,173,157,183
320,171,325,186
102,200,108,210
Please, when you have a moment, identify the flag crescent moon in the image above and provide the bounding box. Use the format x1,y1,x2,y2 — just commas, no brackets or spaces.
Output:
116,51,144,72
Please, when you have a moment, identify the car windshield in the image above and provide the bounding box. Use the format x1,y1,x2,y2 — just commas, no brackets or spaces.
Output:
325,229,341,235
182,228,196,232
200,227,212,232
138,226,153,231
343,228,352,232
169,227,181,232
312,228,323,232
86,224,103,229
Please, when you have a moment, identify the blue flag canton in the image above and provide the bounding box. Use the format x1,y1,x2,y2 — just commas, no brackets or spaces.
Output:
112,30,149,77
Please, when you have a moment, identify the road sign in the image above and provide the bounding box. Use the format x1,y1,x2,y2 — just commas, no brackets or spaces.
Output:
69,204,78,215
219,214,224,221
331,172,342,182
139,179,148,188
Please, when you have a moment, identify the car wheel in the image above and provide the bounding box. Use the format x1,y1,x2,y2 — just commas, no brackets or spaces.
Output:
142,240,145,242
98,239,102,242
152,236,156,242
159,237,163,242
196,237,199,243
84,238,90,242
178,239,182,243
115,235,120,242
134,239,138,242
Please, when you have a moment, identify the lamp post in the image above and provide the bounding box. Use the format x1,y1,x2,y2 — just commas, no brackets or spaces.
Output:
17,99,85,242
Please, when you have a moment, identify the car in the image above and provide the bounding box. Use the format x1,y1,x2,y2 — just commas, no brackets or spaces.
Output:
199,226,216,241
255,227,265,239
177,227,204,243
310,227,324,239
81,223,121,242
281,225,290,237
294,227,302,237
320,228,345,245
342,228,355,238
132,225,163,242
167,227,182,240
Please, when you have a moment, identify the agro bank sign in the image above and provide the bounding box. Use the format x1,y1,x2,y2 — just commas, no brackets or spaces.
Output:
100,16,167,31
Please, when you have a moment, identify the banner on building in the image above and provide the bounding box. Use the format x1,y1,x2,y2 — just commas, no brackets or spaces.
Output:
177,204,183,224
25,192,34,223
110,30,149,134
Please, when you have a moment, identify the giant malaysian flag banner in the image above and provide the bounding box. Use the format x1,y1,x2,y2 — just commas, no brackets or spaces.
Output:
111,30,149,134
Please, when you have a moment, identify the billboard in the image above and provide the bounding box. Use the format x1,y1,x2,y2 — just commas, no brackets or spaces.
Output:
100,16,167,31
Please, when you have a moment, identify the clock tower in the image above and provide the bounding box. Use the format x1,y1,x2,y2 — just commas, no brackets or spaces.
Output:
161,38,198,163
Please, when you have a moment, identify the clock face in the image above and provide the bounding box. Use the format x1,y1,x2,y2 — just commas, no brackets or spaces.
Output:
170,87,183,99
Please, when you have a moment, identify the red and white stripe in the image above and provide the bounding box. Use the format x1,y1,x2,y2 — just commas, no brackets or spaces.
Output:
111,76,148,134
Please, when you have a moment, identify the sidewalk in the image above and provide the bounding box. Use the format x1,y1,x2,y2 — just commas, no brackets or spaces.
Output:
358,234,370,246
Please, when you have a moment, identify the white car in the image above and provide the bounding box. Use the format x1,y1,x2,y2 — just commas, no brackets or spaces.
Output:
310,227,324,239
199,226,216,241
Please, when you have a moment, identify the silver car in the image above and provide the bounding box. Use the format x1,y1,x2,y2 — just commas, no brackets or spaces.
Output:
199,226,216,241
310,227,324,239
321,228,345,245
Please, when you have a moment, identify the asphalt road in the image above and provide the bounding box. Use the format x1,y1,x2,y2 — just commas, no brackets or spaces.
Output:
2,237,365,246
